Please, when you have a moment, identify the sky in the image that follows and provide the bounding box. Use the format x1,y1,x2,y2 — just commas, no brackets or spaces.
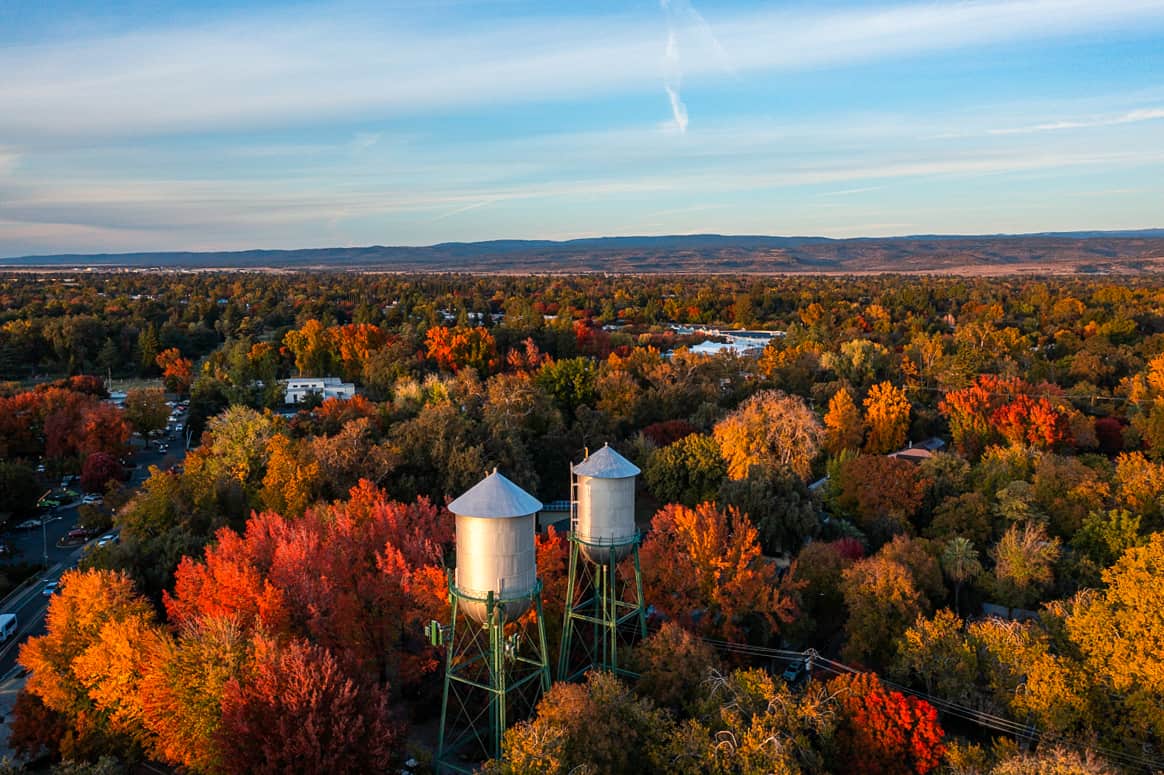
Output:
1,0,1163,257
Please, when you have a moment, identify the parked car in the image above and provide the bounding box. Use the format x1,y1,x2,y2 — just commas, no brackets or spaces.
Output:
81,494,102,504
781,658,811,685
96,532,120,548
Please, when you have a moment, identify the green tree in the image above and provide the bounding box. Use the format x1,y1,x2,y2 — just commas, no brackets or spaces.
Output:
717,465,820,555
941,537,982,615
643,433,727,507
989,521,1061,609
842,554,929,667
489,671,673,775
122,388,169,447
0,462,40,521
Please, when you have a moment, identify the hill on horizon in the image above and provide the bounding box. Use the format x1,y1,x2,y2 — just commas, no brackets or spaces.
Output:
4,229,1164,275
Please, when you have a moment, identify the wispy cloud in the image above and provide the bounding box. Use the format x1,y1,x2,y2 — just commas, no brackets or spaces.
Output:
428,199,500,222
818,185,888,197
989,107,1164,134
662,25,689,134
2,0,1162,140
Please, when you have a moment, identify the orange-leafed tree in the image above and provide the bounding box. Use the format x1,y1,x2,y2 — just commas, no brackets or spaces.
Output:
282,318,333,377
310,394,382,435
640,502,799,643
824,386,864,456
841,554,929,667
530,526,569,651
135,615,252,773
834,454,929,540
217,635,402,775
19,569,156,744
828,671,945,775
712,389,824,481
425,325,498,374
260,434,322,516
330,322,390,382
155,347,193,395
506,338,551,374
164,520,293,635
863,381,911,454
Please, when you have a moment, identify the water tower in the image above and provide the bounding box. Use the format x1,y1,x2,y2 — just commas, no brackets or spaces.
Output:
558,443,648,681
437,469,551,773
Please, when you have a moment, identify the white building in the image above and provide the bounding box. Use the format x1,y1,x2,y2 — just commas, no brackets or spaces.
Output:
283,377,356,404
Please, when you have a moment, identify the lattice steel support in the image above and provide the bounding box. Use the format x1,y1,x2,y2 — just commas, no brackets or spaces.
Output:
557,532,648,681
436,576,551,774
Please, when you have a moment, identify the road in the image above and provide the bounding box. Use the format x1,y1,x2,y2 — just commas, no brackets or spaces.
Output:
0,425,190,680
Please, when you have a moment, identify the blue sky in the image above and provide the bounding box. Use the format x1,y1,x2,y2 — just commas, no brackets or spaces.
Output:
1,0,1163,256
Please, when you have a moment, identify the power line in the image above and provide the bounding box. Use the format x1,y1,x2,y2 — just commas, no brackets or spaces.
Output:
635,622,1164,772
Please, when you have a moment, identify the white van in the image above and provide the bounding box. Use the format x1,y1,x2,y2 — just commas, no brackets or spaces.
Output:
0,613,17,642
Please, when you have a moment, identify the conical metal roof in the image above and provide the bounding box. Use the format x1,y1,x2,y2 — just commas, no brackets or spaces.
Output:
572,443,641,479
448,469,543,518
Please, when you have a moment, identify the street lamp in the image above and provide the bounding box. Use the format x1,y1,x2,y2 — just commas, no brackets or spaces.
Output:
36,490,51,569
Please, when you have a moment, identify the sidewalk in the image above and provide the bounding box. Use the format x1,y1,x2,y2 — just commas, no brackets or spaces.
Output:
0,665,28,758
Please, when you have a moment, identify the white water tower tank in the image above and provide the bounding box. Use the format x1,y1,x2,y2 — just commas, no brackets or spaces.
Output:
448,469,543,623
573,443,640,563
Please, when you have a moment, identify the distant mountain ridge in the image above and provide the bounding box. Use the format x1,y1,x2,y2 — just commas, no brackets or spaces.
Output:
4,229,1164,274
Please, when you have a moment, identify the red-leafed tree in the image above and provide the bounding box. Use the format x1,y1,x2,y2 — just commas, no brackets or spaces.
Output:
41,387,97,460
940,375,1072,457
80,452,124,493
217,636,402,775
640,419,697,448
829,672,945,775
834,454,929,539
77,402,131,459
0,391,44,459
992,394,1073,450
573,319,612,358
165,482,453,686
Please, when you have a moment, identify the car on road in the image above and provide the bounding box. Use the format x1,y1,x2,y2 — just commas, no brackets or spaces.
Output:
15,519,42,530
81,494,102,504
97,532,120,548
0,614,18,641
42,581,59,597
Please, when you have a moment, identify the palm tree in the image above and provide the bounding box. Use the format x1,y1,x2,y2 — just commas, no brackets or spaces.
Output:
941,536,982,616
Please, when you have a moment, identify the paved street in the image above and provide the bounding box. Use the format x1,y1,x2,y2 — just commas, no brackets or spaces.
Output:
0,421,190,751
